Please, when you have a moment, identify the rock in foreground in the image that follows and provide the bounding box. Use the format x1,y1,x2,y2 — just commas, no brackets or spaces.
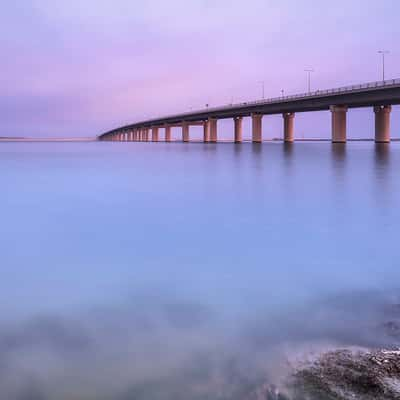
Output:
290,349,400,400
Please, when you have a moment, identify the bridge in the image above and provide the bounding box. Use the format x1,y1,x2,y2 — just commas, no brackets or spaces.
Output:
98,78,400,144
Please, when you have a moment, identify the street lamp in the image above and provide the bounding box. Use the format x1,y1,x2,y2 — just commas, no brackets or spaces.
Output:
259,81,265,100
304,69,314,94
378,50,390,82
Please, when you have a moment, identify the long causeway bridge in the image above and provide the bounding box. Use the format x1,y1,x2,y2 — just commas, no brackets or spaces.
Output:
98,79,400,143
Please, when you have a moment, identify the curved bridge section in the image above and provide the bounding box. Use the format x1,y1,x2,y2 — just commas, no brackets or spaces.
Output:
99,79,400,143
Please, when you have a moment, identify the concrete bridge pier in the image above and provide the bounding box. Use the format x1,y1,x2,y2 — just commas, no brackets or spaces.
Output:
152,127,159,142
330,105,348,143
209,119,218,142
252,114,263,143
203,121,210,142
374,105,391,143
165,125,171,142
182,122,189,142
283,112,295,142
234,117,243,143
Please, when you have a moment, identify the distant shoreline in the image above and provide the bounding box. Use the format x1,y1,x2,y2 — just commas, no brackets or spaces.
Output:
0,137,96,142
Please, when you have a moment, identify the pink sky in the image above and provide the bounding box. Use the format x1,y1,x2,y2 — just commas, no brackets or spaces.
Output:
1,0,399,138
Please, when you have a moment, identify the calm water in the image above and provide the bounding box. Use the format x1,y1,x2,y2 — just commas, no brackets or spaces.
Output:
1,141,400,399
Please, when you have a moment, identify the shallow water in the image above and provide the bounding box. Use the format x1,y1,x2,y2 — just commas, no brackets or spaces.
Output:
1,141,400,399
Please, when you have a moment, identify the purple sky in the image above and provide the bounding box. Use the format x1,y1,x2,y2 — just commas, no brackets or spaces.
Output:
1,0,399,138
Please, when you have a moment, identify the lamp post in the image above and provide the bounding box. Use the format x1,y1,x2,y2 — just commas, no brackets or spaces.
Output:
378,50,390,82
304,69,314,94
259,81,265,100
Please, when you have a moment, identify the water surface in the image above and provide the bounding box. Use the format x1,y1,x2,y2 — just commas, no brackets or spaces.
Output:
1,141,399,399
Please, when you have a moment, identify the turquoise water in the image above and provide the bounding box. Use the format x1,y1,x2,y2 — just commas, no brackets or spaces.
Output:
1,141,400,398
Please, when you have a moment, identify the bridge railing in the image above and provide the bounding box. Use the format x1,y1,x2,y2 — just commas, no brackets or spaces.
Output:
203,78,400,112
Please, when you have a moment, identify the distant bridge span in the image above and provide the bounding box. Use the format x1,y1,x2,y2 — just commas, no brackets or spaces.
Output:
99,79,400,143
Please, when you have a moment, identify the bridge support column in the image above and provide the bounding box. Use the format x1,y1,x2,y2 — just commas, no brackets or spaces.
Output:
252,114,263,143
140,129,144,141
234,117,243,143
152,127,159,142
203,121,210,142
182,122,189,142
283,112,295,142
209,119,218,142
374,105,391,143
165,125,171,142
330,105,348,143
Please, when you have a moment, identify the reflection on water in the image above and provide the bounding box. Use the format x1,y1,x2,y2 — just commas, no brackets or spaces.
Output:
0,141,400,399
